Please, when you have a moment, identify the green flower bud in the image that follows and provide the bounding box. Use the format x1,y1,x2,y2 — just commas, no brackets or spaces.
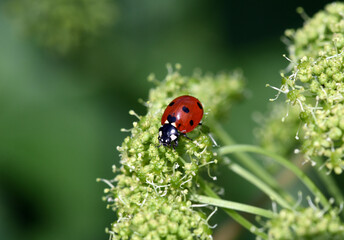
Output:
329,127,342,140
312,64,325,75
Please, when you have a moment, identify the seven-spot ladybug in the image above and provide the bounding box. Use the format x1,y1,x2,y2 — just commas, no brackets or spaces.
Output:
158,95,204,148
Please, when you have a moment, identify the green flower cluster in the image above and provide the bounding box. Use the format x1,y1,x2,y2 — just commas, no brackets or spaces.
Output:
286,2,344,61
274,2,344,174
6,0,117,54
266,206,344,239
101,65,244,239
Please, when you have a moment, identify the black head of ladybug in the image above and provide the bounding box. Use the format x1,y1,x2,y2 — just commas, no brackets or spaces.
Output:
158,123,180,148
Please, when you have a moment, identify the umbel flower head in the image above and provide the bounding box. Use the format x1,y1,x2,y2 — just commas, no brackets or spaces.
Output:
100,64,244,239
271,2,344,174
6,0,117,54
286,2,344,61
266,202,344,240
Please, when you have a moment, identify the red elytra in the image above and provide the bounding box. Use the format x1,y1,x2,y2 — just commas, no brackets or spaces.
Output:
161,95,203,133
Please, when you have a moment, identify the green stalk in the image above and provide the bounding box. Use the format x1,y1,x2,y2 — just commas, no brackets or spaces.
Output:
313,161,344,217
199,178,268,239
218,145,329,208
191,194,274,218
227,160,292,209
210,120,295,204
317,169,344,203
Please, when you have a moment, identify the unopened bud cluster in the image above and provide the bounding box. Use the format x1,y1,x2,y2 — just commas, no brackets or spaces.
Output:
7,0,117,54
274,2,344,174
266,206,344,239
102,65,244,239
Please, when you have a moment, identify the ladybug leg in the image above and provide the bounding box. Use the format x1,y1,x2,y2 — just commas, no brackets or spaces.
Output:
172,139,178,150
198,122,202,125
182,133,192,141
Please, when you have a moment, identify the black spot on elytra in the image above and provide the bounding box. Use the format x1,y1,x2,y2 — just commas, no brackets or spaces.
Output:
197,102,203,110
167,114,176,123
182,106,190,113
169,101,175,106
178,123,181,128
190,120,194,126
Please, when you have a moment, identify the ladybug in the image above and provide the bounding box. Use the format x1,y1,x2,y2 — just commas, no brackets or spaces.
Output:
158,95,203,148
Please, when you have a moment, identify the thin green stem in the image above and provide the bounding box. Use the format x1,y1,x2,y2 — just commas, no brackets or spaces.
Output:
317,169,344,204
180,156,270,238
218,145,329,208
191,194,274,218
227,159,292,209
198,178,268,239
313,160,344,217
210,120,295,205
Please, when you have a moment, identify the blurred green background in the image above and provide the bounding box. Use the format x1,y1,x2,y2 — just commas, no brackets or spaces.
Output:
0,1,328,239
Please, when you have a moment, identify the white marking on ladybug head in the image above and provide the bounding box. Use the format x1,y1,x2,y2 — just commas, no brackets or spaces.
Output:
171,122,176,127
159,131,162,137
164,120,169,124
171,134,177,141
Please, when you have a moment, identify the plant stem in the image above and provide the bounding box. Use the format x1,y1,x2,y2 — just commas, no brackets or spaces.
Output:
198,178,268,240
317,170,344,203
313,161,344,216
227,159,292,209
218,145,330,208
210,120,295,205
191,194,274,218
